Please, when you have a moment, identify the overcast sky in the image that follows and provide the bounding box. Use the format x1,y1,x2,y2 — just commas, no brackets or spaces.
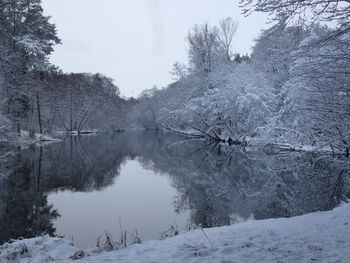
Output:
42,0,268,98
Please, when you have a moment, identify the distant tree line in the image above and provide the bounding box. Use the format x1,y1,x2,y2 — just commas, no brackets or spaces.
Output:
0,0,131,140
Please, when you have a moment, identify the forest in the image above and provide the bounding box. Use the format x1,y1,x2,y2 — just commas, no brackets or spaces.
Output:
131,6,350,160
1,0,349,161
0,0,134,140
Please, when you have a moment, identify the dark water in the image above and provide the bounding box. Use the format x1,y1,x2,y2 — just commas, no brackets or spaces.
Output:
0,131,348,248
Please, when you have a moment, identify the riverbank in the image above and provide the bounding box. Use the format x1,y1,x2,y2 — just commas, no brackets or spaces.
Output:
1,202,349,263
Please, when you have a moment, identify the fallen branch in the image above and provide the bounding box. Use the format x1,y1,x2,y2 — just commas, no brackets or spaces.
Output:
165,125,204,138
188,124,222,141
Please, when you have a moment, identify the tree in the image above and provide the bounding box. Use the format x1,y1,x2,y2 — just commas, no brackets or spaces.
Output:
0,0,60,134
186,18,238,72
187,22,218,73
240,0,350,27
44,73,124,133
170,62,187,81
216,17,238,61
241,0,350,157
251,22,308,96
278,25,350,155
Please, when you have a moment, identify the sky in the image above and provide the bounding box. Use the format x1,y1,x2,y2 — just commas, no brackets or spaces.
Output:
42,0,269,98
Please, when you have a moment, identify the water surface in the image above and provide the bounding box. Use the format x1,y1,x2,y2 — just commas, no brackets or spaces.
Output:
49,160,189,248
0,131,347,248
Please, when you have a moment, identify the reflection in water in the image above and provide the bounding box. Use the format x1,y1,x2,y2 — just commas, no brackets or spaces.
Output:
0,131,349,247
49,160,189,248
161,143,349,225
0,147,59,243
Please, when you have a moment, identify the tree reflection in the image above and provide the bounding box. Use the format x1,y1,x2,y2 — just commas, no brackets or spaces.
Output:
0,155,59,243
133,135,349,227
0,134,133,244
0,131,349,244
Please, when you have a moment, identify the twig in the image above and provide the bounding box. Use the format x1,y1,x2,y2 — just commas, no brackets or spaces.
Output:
200,227,213,248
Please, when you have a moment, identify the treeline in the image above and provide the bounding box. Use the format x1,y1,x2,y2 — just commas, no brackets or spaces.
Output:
130,1,350,157
0,0,130,140
1,0,349,158
34,72,131,134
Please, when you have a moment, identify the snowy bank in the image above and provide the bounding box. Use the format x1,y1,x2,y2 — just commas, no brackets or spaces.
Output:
1,203,349,263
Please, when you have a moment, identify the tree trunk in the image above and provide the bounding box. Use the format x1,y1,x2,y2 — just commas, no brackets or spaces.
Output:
16,121,21,135
36,94,43,134
37,146,42,191
29,101,35,138
70,93,73,131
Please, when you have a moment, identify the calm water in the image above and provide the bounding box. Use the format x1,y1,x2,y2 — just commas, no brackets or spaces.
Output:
0,131,347,248
48,160,189,248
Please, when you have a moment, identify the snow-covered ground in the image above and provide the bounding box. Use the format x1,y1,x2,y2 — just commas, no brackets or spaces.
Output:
1,202,349,263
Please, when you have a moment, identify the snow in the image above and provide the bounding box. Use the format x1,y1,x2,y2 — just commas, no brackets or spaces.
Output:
37,135,61,142
10,132,62,145
65,130,100,135
263,142,337,155
1,202,349,263
0,236,78,263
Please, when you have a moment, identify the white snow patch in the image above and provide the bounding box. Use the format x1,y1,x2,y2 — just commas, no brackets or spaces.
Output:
0,236,78,263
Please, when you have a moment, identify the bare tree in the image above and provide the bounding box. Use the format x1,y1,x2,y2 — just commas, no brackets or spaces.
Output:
170,62,187,81
187,22,218,73
216,17,238,61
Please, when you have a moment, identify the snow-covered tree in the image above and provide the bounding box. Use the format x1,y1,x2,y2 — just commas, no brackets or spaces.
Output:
241,0,350,158
0,0,60,134
240,0,350,27
170,62,187,81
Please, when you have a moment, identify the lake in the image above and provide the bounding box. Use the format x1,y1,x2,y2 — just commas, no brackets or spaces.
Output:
0,131,347,248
